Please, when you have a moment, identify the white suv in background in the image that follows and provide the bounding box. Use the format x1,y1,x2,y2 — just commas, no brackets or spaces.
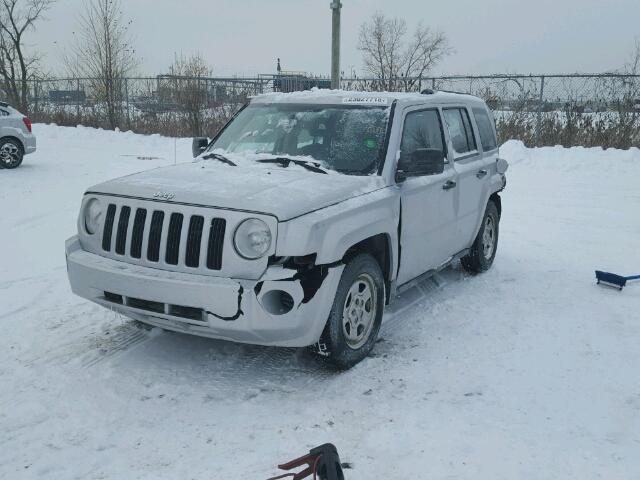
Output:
0,102,36,169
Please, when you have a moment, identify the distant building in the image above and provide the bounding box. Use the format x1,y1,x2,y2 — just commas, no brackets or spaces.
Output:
273,71,331,93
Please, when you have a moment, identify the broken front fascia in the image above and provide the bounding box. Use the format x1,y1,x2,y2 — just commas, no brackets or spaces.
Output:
195,260,346,346
65,236,345,347
255,257,340,304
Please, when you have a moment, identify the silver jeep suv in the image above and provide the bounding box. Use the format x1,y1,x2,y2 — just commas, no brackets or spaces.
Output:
0,102,36,169
65,90,507,368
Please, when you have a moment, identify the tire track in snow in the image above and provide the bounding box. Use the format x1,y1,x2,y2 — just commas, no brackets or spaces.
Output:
81,326,151,368
0,305,30,320
380,273,444,338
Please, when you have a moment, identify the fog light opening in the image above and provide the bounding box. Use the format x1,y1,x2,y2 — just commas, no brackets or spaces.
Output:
260,289,295,315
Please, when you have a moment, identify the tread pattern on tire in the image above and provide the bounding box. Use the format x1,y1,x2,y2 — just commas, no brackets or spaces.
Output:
461,200,499,274
0,137,24,169
318,253,385,369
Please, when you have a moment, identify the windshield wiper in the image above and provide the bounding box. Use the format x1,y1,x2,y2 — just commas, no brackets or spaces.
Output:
201,152,237,166
256,157,328,174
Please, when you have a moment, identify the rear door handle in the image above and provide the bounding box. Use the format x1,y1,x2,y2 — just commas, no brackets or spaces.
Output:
442,180,457,190
476,169,488,179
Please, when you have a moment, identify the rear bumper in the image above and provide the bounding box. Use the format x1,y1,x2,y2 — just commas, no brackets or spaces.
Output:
1,128,36,154
65,236,343,347
23,133,36,154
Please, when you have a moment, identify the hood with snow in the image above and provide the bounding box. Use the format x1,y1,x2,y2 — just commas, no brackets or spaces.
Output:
86,159,387,221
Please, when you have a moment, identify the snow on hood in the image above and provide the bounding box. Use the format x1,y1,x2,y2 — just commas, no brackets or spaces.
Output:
87,157,387,221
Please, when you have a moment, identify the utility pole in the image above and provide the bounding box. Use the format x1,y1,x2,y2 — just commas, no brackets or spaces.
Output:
330,1,342,89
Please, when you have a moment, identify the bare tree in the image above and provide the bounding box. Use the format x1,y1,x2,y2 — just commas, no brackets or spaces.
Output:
66,0,137,129
358,12,452,92
619,38,640,146
163,53,212,136
625,38,640,75
0,0,54,112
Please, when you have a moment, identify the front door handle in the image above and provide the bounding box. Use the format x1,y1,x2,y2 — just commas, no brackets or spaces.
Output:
476,169,488,179
442,180,457,190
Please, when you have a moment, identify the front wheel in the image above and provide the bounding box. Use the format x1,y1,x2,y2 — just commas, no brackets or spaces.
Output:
317,254,385,369
461,200,500,273
0,138,24,169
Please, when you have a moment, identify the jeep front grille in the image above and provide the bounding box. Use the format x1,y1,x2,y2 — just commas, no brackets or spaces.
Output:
147,210,164,262
102,203,227,271
207,218,226,270
115,206,131,255
185,215,204,268
102,204,116,251
130,208,147,259
165,212,184,265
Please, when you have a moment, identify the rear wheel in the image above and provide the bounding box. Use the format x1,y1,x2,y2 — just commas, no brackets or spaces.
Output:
461,201,500,273
317,254,384,369
0,138,24,169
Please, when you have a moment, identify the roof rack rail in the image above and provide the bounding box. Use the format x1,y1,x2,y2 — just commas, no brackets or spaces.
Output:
437,89,471,96
421,88,471,95
0,101,9,108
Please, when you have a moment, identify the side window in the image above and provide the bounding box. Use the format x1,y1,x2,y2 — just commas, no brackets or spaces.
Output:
461,109,477,151
472,107,498,151
443,108,477,158
399,109,446,166
0,109,8,117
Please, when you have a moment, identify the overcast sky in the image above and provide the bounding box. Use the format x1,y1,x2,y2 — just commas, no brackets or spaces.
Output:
31,0,640,77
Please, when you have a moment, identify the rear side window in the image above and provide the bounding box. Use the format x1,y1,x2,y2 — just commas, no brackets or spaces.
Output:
0,109,8,117
472,107,498,151
443,108,477,157
399,109,446,165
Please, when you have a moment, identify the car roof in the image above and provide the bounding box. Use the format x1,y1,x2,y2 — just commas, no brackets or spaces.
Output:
250,89,488,109
0,102,18,114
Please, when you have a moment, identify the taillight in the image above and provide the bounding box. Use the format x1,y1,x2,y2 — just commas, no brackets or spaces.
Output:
23,117,32,133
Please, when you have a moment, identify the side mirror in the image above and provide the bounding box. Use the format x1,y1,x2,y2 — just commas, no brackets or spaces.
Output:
396,148,445,183
192,137,209,158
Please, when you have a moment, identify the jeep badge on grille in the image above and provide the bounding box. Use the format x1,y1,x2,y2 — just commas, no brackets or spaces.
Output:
153,192,175,200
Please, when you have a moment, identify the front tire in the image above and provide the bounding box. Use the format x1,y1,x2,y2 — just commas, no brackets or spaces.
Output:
318,254,385,369
461,200,500,273
0,138,24,169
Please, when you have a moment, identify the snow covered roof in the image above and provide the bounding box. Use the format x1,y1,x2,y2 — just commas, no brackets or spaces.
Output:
251,88,484,107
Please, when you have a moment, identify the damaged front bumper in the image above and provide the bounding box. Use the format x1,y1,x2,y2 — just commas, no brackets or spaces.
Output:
65,236,344,347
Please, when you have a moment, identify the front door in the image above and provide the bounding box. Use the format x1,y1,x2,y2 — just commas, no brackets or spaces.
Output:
396,108,459,286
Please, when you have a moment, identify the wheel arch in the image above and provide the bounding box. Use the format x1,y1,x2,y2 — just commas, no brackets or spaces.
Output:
342,233,393,304
0,135,25,152
467,192,502,251
489,192,502,217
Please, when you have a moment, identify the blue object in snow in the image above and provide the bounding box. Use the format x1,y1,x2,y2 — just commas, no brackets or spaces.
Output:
595,270,640,291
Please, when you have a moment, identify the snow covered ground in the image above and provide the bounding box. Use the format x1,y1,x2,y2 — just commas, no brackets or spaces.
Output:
1,125,639,479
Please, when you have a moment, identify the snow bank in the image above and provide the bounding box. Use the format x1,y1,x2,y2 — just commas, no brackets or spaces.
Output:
1,126,639,479
501,139,640,168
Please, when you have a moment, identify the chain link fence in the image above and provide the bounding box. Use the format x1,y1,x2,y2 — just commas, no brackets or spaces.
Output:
342,74,640,148
3,73,639,147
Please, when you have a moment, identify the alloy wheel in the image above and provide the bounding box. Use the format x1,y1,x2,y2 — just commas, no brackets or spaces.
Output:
482,215,496,260
0,142,21,168
342,273,378,349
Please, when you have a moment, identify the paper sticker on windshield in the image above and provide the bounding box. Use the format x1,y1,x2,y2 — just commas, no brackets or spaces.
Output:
342,97,390,105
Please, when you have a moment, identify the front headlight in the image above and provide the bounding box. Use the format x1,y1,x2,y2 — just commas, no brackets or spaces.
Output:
233,218,272,259
83,198,102,235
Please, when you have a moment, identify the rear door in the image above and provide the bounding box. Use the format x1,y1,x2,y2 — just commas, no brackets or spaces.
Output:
443,106,492,252
396,107,458,285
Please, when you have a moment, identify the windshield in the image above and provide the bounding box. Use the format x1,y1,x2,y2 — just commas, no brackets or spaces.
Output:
208,103,391,175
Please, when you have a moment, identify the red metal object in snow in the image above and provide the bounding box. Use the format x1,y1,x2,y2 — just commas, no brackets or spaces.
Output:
267,444,344,480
